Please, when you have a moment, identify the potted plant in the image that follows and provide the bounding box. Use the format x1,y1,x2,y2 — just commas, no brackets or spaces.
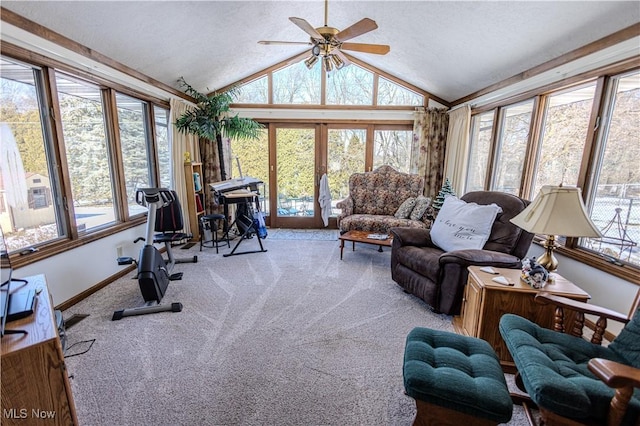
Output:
174,77,263,181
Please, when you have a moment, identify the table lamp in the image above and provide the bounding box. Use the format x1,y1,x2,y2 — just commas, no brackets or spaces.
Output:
510,185,602,272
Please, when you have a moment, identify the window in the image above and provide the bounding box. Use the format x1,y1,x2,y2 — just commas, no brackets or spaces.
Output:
326,65,373,105
0,51,171,260
235,76,268,104
154,105,172,189
116,92,152,216
0,58,64,251
491,100,534,195
467,67,640,277
466,111,495,192
378,77,423,106
581,71,640,267
235,60,426,107
532,84,596,196
272,62,321,104
56,73,117,231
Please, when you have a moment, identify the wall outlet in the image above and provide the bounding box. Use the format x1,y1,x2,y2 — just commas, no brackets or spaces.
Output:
116,245,123,258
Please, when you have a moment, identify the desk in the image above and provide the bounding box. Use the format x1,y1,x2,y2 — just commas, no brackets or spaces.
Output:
1,275,78,425
453,266,590,372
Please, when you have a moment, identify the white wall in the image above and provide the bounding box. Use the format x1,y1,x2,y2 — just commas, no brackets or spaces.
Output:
14,224,145,307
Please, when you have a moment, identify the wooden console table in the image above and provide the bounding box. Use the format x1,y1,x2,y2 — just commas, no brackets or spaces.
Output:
453,266,590,372
1,274,78,425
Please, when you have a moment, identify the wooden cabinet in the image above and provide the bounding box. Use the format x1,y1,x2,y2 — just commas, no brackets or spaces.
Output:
453,266,591,372
1,275,78,425
184,162,205,241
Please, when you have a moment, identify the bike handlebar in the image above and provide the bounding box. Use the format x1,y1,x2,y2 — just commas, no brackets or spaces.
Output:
135,188,175,208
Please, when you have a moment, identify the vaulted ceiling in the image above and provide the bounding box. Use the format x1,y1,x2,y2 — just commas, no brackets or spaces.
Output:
2,1,639,103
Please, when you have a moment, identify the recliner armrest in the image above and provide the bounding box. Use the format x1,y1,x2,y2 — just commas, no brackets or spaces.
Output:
535,293,629,324
589,358,640,389
390,227,433,247
439,249,522,268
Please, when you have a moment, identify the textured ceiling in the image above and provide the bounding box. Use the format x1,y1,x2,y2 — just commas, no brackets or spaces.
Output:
2,1,639,102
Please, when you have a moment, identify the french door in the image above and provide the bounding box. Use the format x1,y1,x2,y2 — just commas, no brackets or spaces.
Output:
233,123,412,229
269,125,322,228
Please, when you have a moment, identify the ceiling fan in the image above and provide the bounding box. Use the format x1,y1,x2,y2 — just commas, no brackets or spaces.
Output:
258,0,390,72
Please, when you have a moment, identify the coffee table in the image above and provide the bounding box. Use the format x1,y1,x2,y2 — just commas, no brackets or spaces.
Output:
338,230,393,260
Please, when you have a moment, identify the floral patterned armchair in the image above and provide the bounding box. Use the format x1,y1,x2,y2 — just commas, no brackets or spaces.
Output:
336,166,433,234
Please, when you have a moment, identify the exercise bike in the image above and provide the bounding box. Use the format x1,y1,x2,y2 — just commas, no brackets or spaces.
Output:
112,188,196,320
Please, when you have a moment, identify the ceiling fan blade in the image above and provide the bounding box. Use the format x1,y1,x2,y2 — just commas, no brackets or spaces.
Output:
335,18,378,42
289,17,324,41
340,42,390,55
258,40,312,46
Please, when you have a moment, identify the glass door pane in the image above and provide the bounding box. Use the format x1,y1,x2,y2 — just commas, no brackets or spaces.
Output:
274,127,317,226
327,128,366,216
373,129,413,173
231,129,270,218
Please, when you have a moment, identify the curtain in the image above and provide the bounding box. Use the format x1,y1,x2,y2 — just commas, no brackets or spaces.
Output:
411,107,449,198
443,105,471,196
169,97,200,233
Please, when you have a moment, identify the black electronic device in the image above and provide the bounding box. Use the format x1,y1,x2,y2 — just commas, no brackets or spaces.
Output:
0,225,29,337
6,289,36,321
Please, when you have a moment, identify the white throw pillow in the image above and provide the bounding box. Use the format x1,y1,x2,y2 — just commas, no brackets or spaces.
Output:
430,195,502,251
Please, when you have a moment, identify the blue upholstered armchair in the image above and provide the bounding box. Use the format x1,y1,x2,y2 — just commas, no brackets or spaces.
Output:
499,292,640,426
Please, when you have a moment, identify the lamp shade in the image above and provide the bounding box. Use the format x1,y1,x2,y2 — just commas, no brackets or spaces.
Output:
510,186,602,237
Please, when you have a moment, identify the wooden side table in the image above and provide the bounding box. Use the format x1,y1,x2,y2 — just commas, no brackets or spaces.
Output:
1,275,78,425
453,266,590,372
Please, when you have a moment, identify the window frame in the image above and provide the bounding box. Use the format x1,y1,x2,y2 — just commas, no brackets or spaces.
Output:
1,48,170,269
467,62,640,284
226,52,438,109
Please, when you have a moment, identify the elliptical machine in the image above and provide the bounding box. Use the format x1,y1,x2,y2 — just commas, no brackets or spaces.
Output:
112,188,189,320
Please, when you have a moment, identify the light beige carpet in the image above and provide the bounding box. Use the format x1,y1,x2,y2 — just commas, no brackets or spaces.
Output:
62,236,533,425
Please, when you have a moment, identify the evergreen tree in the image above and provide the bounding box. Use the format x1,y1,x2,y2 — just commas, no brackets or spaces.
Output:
432,178,456,212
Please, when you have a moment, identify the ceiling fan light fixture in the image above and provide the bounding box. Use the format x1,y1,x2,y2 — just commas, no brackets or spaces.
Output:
323,56,334,72
330,54,345,70
304,55,319,69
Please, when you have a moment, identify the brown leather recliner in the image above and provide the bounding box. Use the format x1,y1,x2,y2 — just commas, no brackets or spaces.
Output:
390,191,534,315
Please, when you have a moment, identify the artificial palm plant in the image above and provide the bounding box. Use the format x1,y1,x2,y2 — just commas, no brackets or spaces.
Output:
174,77,263,180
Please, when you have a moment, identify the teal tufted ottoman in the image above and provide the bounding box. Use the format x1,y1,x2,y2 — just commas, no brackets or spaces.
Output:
403,327,513,425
